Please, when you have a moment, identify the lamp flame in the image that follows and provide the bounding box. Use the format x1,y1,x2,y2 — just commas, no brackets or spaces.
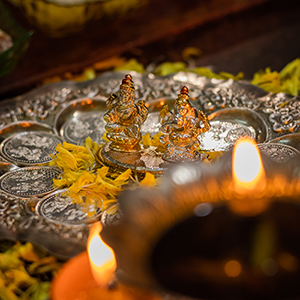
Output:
87,222,116,287
232,137,265,192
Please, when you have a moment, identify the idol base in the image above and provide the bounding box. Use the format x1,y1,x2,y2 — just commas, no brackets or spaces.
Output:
97,142,168,175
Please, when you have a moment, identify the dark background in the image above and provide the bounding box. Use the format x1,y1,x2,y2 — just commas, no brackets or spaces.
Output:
1,0,300,100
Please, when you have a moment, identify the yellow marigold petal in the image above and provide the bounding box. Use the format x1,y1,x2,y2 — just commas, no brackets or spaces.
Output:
102,200,117,211
96,166,110,178
69,182,80,194
69,193,83,204
280,58,300,78
64,170,84,181
105,204,119,215
96,175,121,194
77,171,96,187
140,172,156,187
102,131,109,142
113,169,131,186
53,178,67,188
92,141,102,155
55,152,77,170
84,136,93,149
62,142,90,154
48,160,56,166
182,47,202,62
142,133,152,146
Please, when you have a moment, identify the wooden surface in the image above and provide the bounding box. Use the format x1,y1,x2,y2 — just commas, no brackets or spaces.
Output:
0,0,299,100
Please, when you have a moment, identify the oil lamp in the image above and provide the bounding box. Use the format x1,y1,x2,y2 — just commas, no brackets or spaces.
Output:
53,135,300,300
100,137,300,300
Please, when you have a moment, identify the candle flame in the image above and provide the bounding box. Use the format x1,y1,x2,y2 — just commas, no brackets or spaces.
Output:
87,222,116,286
232,137,265,192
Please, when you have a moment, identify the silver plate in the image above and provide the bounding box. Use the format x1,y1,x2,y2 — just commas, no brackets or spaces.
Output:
258,143,300,163
36,189,102,225
1,70,300,257
53,97,107,144
0,166,61,198
0,131,63,166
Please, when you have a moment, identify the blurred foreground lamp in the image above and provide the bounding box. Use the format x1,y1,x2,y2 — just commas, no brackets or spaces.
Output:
101,137,300,300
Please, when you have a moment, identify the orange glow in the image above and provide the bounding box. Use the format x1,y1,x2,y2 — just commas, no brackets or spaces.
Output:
87,222,117,287
278,252,299,272
224,260,241,277
232,137,266,192
22,122,31,128
160,101,165,106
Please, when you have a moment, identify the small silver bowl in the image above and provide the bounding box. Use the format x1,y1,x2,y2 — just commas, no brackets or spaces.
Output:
53,97,107,145
0,166,61,198
198,108,269,151
269,133,300,152
0,121,53,143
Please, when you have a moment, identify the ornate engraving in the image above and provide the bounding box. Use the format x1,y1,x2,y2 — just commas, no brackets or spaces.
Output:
0,167,61,197
36,190,101,225
197,86,250,112
1,132,62,165
2,71,300,139
0,196,23,231
258,143,300,163
257,93,300,133
0,195,89,257
0,85,75,129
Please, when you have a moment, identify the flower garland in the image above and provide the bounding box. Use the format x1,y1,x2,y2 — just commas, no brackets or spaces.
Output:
49,136,158,215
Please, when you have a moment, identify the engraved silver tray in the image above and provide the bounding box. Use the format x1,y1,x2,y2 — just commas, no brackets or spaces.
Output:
1,70,300,258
